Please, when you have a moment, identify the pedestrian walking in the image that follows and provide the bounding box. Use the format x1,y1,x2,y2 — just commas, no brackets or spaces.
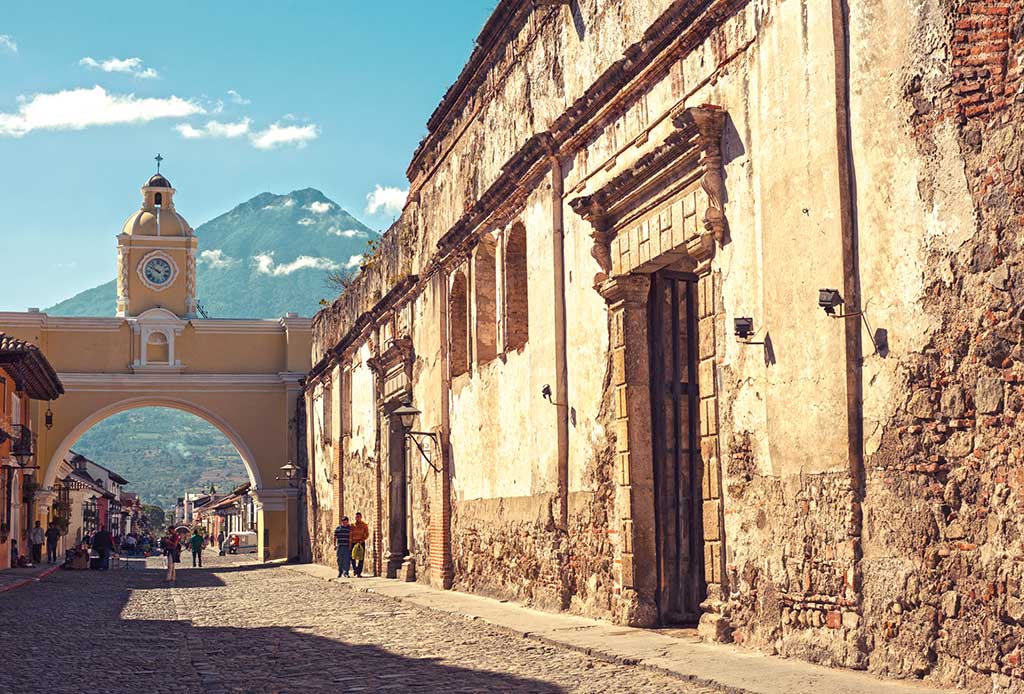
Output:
162,527,180,582
189,528,204,567
350,512,370,577
333,516,352,578
29,520,45,564
91,527,114,570
217,530,225,549
44,522,61,564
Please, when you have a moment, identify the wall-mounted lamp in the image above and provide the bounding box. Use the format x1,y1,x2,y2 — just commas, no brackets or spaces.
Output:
818,289,887,356
275,461,304,488
733,317,774,365
393,403,441,473
540,384,567,406
818,289,857,318
734,317,754,340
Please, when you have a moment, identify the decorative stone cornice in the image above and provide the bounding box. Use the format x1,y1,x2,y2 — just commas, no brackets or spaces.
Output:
570,105,726,287
598,274,651,308
367,336,414,376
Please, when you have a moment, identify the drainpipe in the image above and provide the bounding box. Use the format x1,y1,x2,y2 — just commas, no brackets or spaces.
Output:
829,0,865,563
549,153,570,534
438,270,453,588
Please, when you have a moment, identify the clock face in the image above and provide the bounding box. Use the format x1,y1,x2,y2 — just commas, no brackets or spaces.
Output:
144,258,173,286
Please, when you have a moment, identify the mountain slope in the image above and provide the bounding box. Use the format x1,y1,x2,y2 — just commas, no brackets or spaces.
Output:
48,188,374,319
74,408,248,511
47,188,375,509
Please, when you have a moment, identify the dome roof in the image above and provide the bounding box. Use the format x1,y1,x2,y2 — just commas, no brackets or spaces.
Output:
146,173,172,189
121,208,193,236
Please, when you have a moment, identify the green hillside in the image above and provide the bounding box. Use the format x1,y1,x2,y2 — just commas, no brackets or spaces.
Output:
49,188,375,509
73,408,248,511
48,187,374,319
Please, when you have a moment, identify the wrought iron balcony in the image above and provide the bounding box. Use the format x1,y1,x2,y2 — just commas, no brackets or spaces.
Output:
0,424,34,462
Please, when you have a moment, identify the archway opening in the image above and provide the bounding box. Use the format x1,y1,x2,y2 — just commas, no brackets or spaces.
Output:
53,405,255,545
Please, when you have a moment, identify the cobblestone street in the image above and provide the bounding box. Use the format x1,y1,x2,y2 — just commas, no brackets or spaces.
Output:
0,554,716,694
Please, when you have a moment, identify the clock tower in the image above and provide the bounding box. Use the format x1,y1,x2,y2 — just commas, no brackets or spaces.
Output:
116,160,197,318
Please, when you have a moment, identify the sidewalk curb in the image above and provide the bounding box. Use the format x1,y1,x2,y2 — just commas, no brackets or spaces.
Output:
0,564,61,594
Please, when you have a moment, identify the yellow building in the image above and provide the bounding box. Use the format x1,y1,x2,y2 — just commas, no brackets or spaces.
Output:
0,169,312,560
0,333,63,567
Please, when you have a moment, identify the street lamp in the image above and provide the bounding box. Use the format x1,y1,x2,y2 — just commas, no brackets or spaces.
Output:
393,403,441,473
275,461,303,488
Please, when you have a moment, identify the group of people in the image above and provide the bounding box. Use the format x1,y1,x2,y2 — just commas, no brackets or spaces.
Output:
333,512,369,578
26,520,63,565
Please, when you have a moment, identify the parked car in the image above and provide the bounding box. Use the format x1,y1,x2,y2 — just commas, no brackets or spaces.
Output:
221,531,258,555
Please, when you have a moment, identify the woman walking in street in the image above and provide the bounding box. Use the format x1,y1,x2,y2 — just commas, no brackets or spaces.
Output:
162,527,180,583
189,528,204,568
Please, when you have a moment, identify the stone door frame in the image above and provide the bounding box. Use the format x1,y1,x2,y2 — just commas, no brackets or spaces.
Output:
572,105,728,626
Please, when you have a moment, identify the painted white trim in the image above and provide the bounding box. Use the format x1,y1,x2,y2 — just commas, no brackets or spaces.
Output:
43,395,263,489
252,487,298,511
57,372,294,387
136,250,180,292
191,318,288,328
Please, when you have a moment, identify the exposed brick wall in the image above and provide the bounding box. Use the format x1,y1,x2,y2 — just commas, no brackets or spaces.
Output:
449,271,469,377
503,222,529,352
474,238,498,364
952,2,1019,119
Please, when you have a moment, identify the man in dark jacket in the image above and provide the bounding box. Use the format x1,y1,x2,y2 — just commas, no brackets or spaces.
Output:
91,527,115,570
333,517,352,578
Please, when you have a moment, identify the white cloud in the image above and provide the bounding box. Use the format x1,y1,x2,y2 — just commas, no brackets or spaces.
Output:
345,255,364,269
329,227,366,238
252,252,339,276
227,89,250,105
297,217,315,226
0,35,16,53
365,184,407,216
249,121,319,150
175,118,251,139
199,249,238,269
0,86,204,137
79,56,158,79
263,198,295,210
307,201,332,214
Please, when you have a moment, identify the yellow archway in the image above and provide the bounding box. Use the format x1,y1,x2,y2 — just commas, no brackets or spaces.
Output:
45,395,263,489
0,171,312,559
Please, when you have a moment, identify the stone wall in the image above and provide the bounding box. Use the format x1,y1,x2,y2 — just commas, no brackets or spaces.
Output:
303,0,1024,688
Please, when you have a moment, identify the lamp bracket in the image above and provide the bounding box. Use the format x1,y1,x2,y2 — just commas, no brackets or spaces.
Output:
406,431,442,473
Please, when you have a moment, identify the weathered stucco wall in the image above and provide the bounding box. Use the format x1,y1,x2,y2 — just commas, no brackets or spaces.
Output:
303,0,1024,688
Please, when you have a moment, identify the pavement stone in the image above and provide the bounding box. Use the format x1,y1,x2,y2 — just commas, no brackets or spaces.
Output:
287,563,953,694
0,552,719,694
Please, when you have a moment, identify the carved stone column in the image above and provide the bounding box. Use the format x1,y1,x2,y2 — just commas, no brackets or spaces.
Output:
599,273,658,627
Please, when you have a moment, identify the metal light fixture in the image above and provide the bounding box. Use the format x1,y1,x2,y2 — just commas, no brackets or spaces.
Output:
279,462,299,480
45,405,53,431
734,317,754,339
393,403,420,432
394,402,441,473
818,289,845,316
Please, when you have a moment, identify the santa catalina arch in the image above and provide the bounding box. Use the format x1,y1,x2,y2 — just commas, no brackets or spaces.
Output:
0,171,311,560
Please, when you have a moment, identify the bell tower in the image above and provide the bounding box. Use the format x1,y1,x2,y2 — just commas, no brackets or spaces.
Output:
116,156,198,318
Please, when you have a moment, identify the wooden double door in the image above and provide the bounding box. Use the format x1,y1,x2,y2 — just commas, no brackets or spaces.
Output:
648,271,705,624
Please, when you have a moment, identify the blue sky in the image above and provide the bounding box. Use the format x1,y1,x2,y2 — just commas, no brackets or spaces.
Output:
0,1,493,310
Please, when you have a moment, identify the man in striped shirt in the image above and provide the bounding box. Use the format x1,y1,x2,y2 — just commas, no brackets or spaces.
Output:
333,516,352,578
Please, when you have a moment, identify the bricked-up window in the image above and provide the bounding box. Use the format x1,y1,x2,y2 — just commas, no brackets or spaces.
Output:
504,222,529,351
474,236,498,363
449,270,470,377
322,380,332,445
